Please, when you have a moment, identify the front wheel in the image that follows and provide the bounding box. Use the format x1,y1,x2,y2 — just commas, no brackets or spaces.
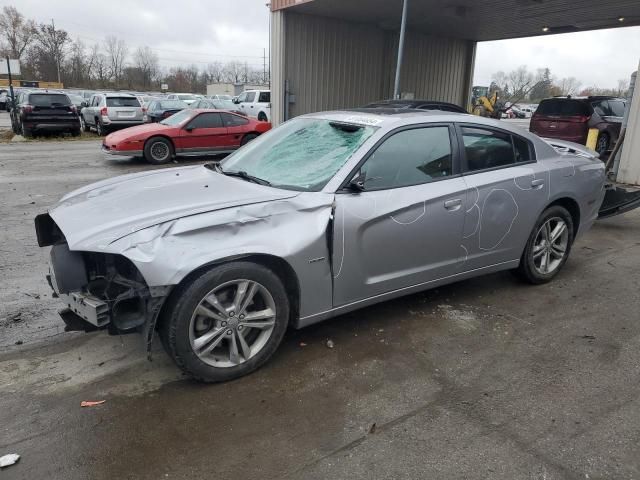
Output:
96,119,108,136
159,262,290,382
515,205,574,284
143,136,174,164
596,133,609,155
81,116,90,132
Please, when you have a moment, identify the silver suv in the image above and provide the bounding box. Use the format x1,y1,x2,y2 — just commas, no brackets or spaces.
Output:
81,93,145,135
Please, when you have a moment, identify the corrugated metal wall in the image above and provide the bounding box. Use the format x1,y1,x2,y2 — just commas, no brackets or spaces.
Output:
381,31,475,105
284,12,387,118
271,11,476,123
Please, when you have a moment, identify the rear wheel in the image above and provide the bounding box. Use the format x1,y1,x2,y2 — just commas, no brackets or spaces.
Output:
159,262,289,382
96,119,108,136
71,128,81,137
257,112,268,122
241,133,258,146
21,121,32,138
144,136,174,164
516,205,574,284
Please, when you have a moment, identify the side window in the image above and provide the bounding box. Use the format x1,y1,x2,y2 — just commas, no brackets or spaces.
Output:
513,136,532,163
592,100,609,117
461,127,516,172
221,112,249,127
461,127,533,172
258,91,270,103
237,92,247,103
186,112,223,129
360,126,453,190
245,92,256,102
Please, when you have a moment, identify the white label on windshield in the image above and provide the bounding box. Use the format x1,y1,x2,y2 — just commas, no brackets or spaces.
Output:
342,116,383,126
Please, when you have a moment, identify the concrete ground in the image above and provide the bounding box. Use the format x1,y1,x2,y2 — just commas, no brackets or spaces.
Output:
1,119,639,479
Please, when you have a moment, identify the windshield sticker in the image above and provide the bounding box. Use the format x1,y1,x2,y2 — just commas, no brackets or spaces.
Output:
342,116,384,126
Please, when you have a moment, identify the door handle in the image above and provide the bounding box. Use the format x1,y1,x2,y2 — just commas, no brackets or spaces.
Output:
444,199,462,211
531,179,545,189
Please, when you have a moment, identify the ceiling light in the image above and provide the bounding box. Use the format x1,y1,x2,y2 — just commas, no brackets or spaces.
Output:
618,16,625,22
542,26,550,32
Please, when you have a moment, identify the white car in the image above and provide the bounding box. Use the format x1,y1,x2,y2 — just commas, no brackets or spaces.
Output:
166,93,198,105
234,90,271,122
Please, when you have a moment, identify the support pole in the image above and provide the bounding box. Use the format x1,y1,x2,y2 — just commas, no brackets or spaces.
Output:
6,58,15,110
393,0,409,99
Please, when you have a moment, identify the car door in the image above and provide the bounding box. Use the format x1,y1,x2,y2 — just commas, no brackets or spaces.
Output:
220,112,250,148
235,92,248,114
456,124,549,271
177,112,227,153
332,124,468,306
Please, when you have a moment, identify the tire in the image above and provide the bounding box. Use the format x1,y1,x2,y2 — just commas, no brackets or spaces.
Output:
596,133,609,155
241,133,258,146
96,119,108,136
257,112,268,122
21,121,32,138
71,128,81,137
81,116,90,132
143,136,174,164
159,262,290,383
515,205,574,284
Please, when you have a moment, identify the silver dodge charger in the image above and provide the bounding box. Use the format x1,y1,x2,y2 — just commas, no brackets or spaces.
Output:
35,110,606,382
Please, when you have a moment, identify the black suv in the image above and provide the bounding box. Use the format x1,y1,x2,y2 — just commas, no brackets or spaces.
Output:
10,91,81,138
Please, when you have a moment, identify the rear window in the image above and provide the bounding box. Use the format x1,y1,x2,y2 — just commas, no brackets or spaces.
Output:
28,94,71,106
106,97,140,107
536,99,590,117
258,92,270,103
608,100,625,117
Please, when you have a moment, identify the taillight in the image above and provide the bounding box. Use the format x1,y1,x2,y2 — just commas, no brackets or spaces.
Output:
100,107,108,116
23,104,33,113
162,111,171,118
70,105,77,114
566,115,591,123
142,107,147,113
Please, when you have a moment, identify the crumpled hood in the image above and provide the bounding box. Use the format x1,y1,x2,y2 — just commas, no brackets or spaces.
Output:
50,165,298,251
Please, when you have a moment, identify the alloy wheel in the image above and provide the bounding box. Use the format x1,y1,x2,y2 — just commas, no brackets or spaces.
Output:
189,279,277,368
532,217,569,275
150,141,169,161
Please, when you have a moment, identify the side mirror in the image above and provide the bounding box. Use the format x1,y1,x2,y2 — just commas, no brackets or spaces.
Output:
185,126,194,132
233,98,240,104
348,172,366,192
81,101,88,107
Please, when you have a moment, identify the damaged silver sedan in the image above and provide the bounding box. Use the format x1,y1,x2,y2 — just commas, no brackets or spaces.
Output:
35,110,606,382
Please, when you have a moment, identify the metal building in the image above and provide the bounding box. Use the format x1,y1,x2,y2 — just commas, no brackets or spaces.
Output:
269,0,639,124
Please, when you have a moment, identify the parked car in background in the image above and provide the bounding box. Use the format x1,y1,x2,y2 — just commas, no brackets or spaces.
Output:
233,89,271,121
135,95,160,108
102,108,270,164
206,94,233,101
190,98,245,116
81,93,145,135
0,90,8,110
166,93,199,105
362,99,468,113
146,99,189,122
66,93,85,109
36,110,606,382
530,96,625,154
10,90,80,138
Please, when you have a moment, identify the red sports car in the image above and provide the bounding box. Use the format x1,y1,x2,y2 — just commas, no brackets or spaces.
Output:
102,109,271,164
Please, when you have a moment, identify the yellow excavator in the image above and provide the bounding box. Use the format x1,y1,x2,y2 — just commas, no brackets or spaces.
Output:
470,86,502,118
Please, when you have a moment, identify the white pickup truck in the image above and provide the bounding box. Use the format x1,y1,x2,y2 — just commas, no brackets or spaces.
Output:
233,90,270,122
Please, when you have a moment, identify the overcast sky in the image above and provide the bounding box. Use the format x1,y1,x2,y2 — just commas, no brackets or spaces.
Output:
5,0,639,89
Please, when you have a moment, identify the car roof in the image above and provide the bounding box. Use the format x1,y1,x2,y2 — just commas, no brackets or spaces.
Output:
103,92,136,97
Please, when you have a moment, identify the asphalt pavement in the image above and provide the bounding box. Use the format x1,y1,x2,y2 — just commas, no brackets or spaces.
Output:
1,124,640,480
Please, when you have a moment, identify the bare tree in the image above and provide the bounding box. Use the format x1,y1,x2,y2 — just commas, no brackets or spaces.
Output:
557,77,581,96
0,6,37,59
617,78,630,97
223,61,243,84
207,61,224,83
506,65,534,98
65,38,87,86
132,45,159,88
32,23,70,82
104,35,128,87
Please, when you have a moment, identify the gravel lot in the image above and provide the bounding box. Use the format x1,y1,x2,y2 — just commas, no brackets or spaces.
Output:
1,117,640,480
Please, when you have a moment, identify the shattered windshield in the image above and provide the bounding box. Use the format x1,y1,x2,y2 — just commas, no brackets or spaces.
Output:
220,118,376,191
